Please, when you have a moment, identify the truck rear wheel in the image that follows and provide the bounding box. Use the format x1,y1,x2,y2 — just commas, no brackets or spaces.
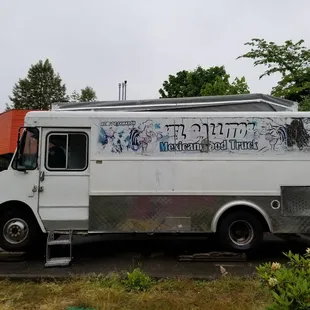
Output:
0,208,41,252
217,211,264,252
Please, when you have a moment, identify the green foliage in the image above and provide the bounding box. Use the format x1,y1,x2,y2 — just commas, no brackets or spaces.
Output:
201,75,249,96
81,269,154,292
71,269,154,292
299,96,310,111
256,249,310,310
272,68,310,103
70,86,97,102
238,38,310,103
4,103,12,111
122,268,154,292
158,65,250,98
80,86,97,102
8,59,68,110
238,38,310,78
70,90,81,102
85,272,124,290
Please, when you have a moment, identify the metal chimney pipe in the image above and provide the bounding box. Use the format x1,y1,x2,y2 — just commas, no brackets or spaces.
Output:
121,83,125,100
118,83,121,101
124,80,127,100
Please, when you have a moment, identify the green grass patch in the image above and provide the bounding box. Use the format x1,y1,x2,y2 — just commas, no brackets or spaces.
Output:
0,269,270,310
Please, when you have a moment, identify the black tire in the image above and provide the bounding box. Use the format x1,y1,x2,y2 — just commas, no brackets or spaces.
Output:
0,208,42,252
217,211,264,252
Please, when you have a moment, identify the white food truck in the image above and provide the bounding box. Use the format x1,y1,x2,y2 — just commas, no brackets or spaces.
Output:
0,94,309,267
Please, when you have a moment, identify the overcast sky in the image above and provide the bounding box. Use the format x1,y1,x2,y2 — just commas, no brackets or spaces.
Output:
0,0,309,111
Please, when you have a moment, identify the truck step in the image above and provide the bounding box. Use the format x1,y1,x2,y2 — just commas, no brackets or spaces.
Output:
45,230,73,268
45,257,72,267
47,239,71,246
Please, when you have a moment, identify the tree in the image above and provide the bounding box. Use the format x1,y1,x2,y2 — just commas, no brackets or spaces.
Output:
158,66,250,98
80,86,97,102
70,90,81,102
69,86,97,102
299,96,310,111
201,75,249,96
237,38,310,104
8,59,68,110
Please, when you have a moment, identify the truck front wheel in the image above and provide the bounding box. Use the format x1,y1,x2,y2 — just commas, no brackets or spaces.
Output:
0,208,41,252
217,211,264,252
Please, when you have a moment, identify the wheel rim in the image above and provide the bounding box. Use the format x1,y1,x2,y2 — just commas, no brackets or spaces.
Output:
228,220,254,246
3,218,29,245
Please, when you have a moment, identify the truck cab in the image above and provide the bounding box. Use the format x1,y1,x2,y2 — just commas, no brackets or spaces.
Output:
0,126,43,251
0,122,90,252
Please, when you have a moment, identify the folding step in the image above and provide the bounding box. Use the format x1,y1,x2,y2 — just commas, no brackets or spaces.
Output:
45,230,73,268
45,257,72,267
47,239,71,246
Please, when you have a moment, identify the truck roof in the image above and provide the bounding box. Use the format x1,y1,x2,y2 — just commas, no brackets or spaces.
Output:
25,110,310,128
52,93,298,112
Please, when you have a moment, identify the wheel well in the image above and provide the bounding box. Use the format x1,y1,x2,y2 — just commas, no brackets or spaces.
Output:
216,205,271,233
0,200,38,222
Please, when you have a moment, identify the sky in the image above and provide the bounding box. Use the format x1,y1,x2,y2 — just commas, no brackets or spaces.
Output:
0,0,309,111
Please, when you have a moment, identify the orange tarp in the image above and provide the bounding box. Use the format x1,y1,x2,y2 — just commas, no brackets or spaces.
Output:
0,110,31,155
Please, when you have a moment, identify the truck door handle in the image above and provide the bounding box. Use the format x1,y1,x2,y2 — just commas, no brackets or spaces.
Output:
28,185,37,197
40,171,45,182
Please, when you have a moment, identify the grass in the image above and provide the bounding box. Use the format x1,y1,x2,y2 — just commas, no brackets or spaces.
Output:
0,272,271,310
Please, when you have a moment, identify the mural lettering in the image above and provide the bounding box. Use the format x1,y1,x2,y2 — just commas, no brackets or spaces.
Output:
165,124,186,139
101,120,136,127
96,117,310,156
159,139,258,153
165,121,257,141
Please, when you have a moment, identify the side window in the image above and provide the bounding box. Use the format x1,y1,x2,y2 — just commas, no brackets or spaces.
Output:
46,133,88,171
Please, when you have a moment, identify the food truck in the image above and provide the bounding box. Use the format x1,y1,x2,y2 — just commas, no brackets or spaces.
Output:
1,94,308,267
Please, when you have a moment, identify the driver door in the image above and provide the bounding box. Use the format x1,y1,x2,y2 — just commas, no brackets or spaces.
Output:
38,128,90,231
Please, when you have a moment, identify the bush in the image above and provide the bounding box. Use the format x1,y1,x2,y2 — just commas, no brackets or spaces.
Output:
256,248,310,310
122,268,154,292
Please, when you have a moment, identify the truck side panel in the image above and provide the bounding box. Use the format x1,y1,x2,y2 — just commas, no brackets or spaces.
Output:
86,115,310,234
88,160,310,234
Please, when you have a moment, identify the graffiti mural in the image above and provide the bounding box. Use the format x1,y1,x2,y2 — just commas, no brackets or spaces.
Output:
98,119,170,155
95,117,310,157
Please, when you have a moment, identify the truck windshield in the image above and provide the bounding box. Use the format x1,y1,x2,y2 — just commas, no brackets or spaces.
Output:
12,127,39,171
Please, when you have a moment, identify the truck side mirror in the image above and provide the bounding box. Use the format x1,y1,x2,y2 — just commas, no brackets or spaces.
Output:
14,127,27,172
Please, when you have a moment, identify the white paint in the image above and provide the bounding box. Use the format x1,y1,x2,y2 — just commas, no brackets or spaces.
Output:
39,207,88,221
0,169,46,232
89,160,310,196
